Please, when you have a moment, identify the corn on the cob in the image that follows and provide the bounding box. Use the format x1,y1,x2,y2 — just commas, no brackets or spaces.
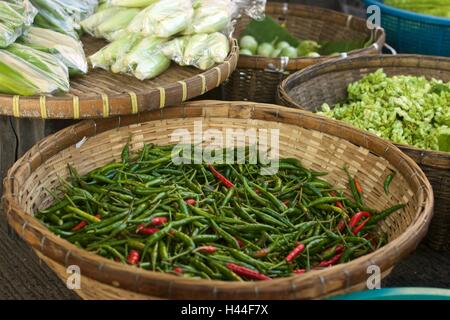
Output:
20,26,88,75
30,0,79,39
0,44,69,95
89,32,141,70
0,0,37,48
127,0,194,38
184,0,232,35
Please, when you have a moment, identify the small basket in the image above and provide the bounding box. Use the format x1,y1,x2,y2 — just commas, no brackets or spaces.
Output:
278,54,450,251
339,0,367,18
221,2,385,104
0,37,238,119
3,100,433,299
363,0,450,56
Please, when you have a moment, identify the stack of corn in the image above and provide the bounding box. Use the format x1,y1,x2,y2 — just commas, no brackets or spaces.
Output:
85,0,233,80
0,0,96,96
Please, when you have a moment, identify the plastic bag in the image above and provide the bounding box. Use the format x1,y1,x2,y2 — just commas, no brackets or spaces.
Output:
81,6,122,37
53,0,98,29
108,0,158,7
0,44,69,96
0,0,37,48
121,37,170,79
164,32,230,70
20,27,88,76
160,36,189,66
127,0,194,38
184,0,233,35
30,0,79,39
96,8,139,40
89,32,141,70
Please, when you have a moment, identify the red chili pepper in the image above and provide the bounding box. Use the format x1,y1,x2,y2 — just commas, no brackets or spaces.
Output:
331,192,345,209
285,243,305,262
349,211,371,235
226,263,271,281
236,238,244,248
254,248,270,258
72,220,87,231
336,219,346,232
335,245,345,254
196,246,218,254
293,269,306,274
127,250,140,265
282,200,290,206
319,252,344,267
208,165,234,188
71,214,101,231
150,217,168,226
185,198,196,206
173,267,183,274
136,224,160,235
354,177,363,194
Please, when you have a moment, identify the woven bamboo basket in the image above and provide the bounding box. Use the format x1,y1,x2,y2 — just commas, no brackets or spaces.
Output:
222,2,385,103
3,100,433,299
0,37,238,119
278,54,450,251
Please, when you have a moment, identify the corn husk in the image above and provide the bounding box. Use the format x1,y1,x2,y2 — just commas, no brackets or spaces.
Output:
89,32,141,70
180,32,229,70
0,44,69,95
108,0,158,7
80,6,122,37
30,0,79,39
0,0,37,48
20,26,88,76
103,28,129,42
206,32,229,63
119,36,169,79
127,0,194,38
53,0,98,28
96,8,139,39
184,0,232,35
160,36,189,66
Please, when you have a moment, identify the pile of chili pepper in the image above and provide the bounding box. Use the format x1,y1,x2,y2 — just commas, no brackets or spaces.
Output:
36,143,405,281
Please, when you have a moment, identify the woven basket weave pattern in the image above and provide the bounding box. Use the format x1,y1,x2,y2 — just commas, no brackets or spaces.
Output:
0,37,239,119
278,54,449,250
222,3,385,103
3,101,433,299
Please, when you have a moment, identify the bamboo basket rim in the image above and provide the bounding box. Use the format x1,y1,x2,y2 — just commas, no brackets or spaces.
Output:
3,101,434,299
235,2,386,71
278,54,450,170
0,38,239,120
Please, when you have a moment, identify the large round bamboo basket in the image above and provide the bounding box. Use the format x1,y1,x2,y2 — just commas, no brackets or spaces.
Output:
222,2,385,103
278,54,450,251
3,101,433,299
0,37,238,119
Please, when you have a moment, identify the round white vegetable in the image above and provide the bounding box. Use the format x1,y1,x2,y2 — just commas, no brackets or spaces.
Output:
276,41,290,50
239,35,258,53
280,47,298,58
257,42,274,57
240,48,253,56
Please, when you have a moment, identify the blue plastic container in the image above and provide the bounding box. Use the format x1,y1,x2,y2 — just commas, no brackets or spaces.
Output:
330,288,450,300
363,0,450,56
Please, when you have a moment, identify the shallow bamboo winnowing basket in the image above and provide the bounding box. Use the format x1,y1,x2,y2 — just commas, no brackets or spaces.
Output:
0,37,238,119
3,101,433,300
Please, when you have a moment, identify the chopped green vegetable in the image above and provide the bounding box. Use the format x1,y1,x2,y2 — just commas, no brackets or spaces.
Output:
319,69,450,152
